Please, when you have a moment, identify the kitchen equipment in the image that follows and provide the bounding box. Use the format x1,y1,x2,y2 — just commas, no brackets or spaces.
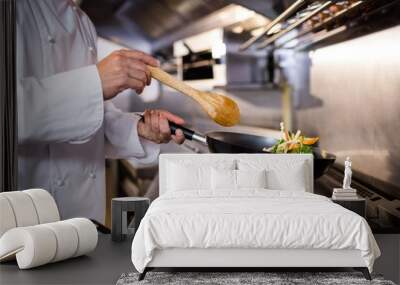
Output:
148,66,240,127
168,122,335,179
257,1,332,49
181,43,215,81
240,0,307,51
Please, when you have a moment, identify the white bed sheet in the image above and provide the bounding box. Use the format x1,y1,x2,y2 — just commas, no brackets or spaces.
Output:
131,190,380,273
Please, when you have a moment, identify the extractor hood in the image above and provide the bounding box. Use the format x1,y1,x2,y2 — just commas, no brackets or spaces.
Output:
79,0,292,52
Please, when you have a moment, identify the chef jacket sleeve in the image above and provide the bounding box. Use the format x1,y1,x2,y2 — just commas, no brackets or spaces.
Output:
104,102,160,164
17,65,104,144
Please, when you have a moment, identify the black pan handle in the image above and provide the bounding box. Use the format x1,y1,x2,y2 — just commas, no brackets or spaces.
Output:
136,113,205,142
169,121,195,140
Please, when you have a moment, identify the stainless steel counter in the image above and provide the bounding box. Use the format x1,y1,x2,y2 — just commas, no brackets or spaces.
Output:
0,234,133,285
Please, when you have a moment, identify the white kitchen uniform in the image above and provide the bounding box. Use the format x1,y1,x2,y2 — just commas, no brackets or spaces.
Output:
16,0,159,222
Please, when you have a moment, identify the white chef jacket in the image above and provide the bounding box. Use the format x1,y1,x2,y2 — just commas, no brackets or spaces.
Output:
16,0,159,222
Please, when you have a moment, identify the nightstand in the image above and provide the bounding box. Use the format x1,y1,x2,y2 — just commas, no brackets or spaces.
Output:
111,197,150,242
331,196,366,218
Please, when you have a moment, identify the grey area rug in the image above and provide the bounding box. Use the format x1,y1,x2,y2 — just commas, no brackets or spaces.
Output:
117,272,396,285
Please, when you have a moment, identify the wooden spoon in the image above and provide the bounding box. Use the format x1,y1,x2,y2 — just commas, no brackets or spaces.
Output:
148,66,240,127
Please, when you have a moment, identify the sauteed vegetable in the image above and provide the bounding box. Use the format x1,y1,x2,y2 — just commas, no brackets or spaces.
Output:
263,122,319,154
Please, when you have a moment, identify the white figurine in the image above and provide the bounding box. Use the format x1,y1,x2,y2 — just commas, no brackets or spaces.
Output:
343,157,352,189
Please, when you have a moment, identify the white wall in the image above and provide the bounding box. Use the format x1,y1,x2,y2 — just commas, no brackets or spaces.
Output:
296,25,400,191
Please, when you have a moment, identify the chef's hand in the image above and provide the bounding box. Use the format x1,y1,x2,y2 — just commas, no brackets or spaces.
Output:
97,49,159,100
138,110,185,145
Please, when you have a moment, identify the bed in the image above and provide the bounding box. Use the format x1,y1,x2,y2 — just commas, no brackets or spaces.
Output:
131,154,380,280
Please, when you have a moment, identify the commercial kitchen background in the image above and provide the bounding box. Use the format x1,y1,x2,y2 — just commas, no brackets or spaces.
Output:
81,0,400,237
0,0,399,283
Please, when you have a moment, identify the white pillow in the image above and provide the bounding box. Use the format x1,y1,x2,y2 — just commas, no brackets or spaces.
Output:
167,160,235,191
238,158,308,192
211,169,267,190
266,163,306,191
211,168,236,190
237,169,267,189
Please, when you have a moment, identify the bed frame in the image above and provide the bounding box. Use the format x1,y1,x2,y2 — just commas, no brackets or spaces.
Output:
140,248,370,280
138,154,371,280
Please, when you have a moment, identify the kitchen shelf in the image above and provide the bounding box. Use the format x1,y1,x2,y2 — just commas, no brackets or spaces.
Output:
239,0,398,51
276,0,364,49
226,51,267,58
295,0,400,51
256,1,333,49
295,25,347,51
217,84,279,92
239,0,308,51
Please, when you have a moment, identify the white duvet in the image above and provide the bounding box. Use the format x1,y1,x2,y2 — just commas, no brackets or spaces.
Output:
131,190,380,272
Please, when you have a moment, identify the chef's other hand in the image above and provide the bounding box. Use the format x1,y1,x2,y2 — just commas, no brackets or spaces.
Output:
97,49,159,100
138,110,185,145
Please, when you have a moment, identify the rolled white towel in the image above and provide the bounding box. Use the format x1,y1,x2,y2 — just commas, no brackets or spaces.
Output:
0,191,39,227
0,218,97,269
0,196,17,237
0,189,60,239
64,218,98,257
0,225,57,269
23,189,60,224
42,221,79,262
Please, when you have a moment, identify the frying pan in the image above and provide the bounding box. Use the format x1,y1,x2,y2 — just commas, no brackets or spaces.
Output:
168,122,336,179
169,122,277,153
136,114,274,152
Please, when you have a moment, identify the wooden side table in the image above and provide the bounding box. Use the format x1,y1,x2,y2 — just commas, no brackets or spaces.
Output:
331,196,366,218
111,197,150,242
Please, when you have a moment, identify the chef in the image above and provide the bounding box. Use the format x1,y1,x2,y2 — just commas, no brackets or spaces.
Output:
16,0,185,222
